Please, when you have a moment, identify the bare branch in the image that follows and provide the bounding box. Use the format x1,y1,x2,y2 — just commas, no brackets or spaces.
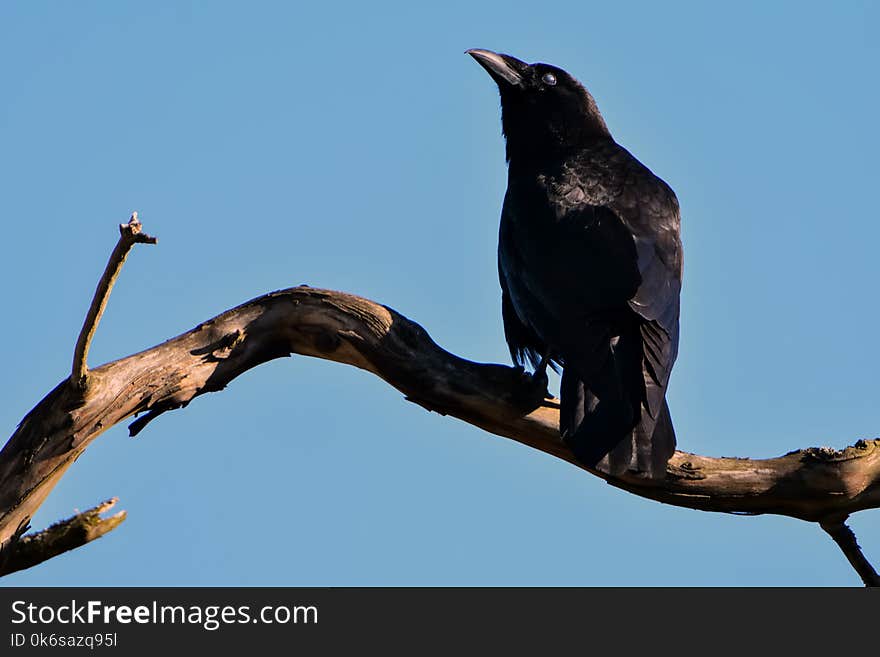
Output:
820,517,880,587
5,287,880,524
1,269,878,579
0,498,126,577
71,213,157,389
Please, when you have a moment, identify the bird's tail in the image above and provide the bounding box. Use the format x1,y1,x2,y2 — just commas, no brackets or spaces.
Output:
626,398,676,478
560,333,675,478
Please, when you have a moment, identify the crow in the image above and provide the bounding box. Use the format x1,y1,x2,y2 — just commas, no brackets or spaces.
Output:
468,49,682,478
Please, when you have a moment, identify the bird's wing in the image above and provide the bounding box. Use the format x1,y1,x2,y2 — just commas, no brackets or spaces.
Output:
560,172,682,423
616,183,682,421
624,191,682,327
555,197,680,476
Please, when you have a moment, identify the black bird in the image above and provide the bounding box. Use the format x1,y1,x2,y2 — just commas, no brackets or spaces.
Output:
468,49,682,478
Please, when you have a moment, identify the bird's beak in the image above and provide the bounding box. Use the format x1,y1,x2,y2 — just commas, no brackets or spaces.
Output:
466,49,526,88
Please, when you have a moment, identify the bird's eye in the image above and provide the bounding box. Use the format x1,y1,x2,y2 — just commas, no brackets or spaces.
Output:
542,72,557,86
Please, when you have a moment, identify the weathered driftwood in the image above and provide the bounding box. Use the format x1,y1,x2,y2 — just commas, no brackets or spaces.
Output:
0,220,877,584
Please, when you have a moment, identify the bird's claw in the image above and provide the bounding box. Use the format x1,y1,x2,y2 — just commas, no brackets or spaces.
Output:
530,367,550,398
510,365,551,409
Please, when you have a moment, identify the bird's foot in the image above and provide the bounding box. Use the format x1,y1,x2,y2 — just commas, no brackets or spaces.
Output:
509,365,551,410
530,366,550,399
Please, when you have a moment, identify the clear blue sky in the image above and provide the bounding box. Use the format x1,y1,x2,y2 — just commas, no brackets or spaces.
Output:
2,1,878,586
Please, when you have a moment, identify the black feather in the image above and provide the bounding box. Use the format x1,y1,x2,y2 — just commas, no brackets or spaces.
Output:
471,49,682,478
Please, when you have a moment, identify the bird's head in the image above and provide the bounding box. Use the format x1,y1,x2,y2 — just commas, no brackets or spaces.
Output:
467,49,610,163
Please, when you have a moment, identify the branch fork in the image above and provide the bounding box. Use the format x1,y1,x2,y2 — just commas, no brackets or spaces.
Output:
71,212,156,389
